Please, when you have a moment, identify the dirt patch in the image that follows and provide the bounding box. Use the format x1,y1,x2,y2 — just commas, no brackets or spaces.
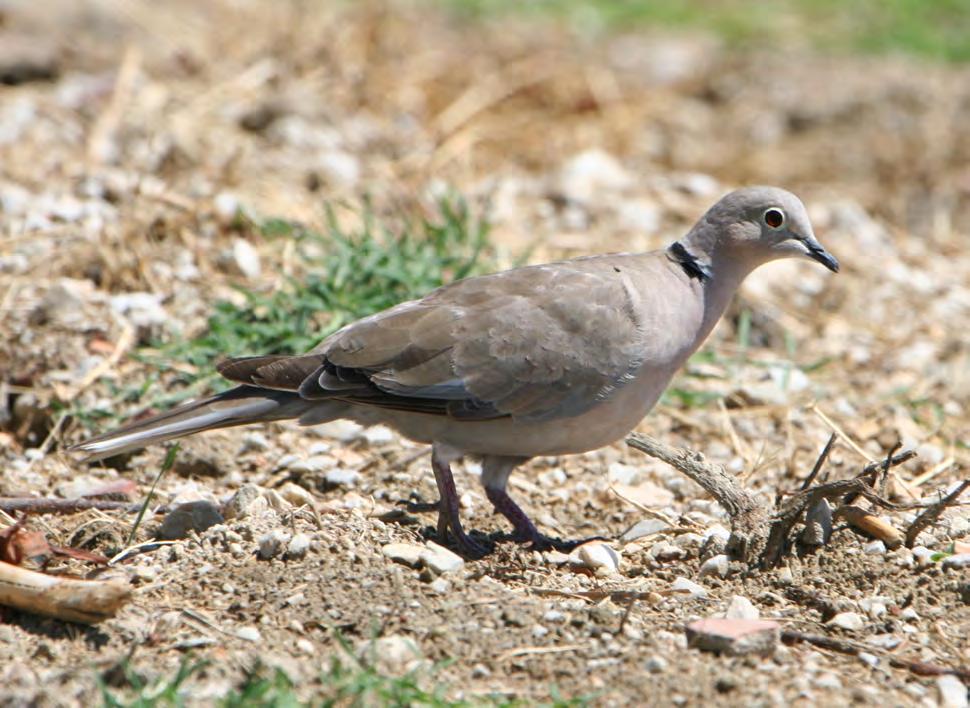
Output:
1,1,968,705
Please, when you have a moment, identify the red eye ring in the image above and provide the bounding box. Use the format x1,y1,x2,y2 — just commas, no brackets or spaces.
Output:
764,208,785,229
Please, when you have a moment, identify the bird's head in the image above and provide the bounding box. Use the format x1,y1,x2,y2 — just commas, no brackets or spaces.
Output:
691,186,839,274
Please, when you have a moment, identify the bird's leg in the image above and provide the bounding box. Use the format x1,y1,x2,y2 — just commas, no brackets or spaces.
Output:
430,444,487,557
481,456,549,548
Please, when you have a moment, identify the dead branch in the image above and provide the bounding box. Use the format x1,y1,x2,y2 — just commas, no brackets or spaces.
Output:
0,561,131,624
781,629,970,680
626,433,770,564
905,479,970,548
626,433,931,569
0,497,169,515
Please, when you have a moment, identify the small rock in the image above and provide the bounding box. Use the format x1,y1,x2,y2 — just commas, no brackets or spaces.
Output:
645,655,668,673
815,672,843,690
899,607,920,622
110,292,168,329
686,618,779,656
257,530,290,560
420,542,464,575
316,150,361,189
223,484,266,520
236,626,261,643
607,462,641,486
278,482,316,509
366,635,425,676
827,612,864,631
296,639,314,655
532,624,549,638
857,652,879,668
213,192,241,222
942,554,970,570
621,518,669,543
324,467,360,488
572,542,621,576
699,554,730,579
428,577,451,594
156,501,224,540
671,577,707,599
286,533,312,560
240,432,270,453
775,566,794,585
800,498,833,547
725,595,760,621
913,545,935,568
382,543,425,568
231,238,261,279
648,540,685,562
863,540,886,555
543,610,565,624
937,674,969,708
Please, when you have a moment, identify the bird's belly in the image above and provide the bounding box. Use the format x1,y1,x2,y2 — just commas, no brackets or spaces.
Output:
366,364,677,457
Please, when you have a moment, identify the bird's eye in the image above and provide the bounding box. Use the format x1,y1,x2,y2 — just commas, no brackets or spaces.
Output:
763,208,785,229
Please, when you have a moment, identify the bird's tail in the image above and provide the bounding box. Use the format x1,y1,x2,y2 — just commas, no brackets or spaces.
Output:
71,385,327,461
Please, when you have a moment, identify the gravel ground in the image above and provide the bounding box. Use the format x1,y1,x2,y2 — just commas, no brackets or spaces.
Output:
1,1,968,705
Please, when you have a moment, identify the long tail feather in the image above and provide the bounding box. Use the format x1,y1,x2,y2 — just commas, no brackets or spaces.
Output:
71,385,316,461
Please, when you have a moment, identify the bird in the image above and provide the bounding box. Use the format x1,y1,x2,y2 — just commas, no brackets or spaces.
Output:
73,186,838,556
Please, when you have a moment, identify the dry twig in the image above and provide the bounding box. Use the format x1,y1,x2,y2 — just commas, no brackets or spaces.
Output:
904,479,970,548
0,561,131,624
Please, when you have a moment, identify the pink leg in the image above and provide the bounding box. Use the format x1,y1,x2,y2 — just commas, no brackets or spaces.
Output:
431,445,487,557
481,456,551,548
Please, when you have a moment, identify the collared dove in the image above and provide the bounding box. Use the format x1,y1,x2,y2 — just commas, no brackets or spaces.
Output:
74,186,838,555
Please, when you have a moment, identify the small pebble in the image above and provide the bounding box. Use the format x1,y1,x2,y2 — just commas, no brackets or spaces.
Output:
942,553,970,570
236,627,261,642
725,595,760,621
863,540,886,555
257,529,290,560
827,612,864,631
286,533,311,560
645,656,668,674
686,618,779,656
671,577,707,599
420,542,465,575
572,542,621,576
699,554,730,578
937,674,969,708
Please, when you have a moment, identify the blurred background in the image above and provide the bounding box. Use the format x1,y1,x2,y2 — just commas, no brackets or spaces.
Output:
1,0,969,704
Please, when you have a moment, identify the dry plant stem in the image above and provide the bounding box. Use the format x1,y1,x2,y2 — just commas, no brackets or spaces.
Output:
781,630,970,680
800,433,837,491
0,561,131,624
905,479,970,548
0,498,169,515
626,433,769,563
835,504,904,549
627,433,923,569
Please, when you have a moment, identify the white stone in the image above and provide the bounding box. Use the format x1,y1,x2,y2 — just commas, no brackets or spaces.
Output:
937,674,969,708
382,543,425,568
698,554,730,579
367,635,425,676
325,467,360,487
863,540,886,555
942,553,970,569
231,238,261,279
620,518,669,542
236,626,261,642
912,545,935,568
257,530,290,560
827,612,864,631
286,533,312,560
725,595,760,621
645,656,668,674
573,542,621,576
420,542,465,575
671,577,707,599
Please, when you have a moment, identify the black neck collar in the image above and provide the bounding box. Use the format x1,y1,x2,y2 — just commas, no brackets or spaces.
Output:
668,241,712,282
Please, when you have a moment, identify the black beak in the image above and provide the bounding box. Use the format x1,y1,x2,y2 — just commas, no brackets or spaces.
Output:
802,237,839,273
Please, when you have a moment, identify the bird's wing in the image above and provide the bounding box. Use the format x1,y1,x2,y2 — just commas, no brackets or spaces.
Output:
218,255,648,422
